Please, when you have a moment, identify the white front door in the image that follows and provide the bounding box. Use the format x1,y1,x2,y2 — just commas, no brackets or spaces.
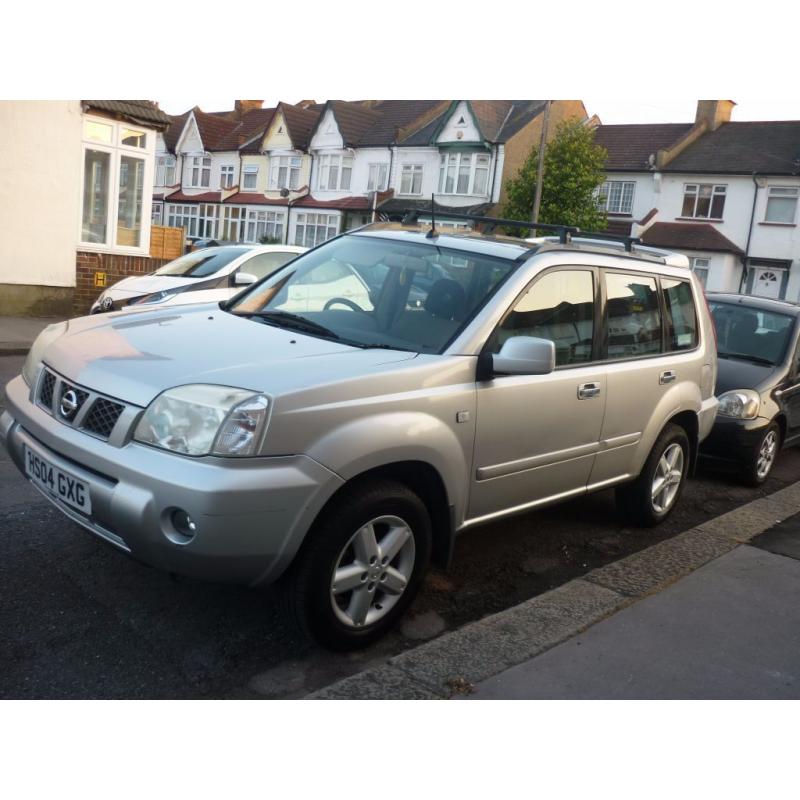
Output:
753,268,782,299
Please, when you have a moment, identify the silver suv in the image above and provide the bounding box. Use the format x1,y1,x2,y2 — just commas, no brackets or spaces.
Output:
1,218,718,649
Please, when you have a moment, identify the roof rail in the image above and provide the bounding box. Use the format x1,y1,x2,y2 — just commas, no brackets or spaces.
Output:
395,207,645,251
525,234,689,267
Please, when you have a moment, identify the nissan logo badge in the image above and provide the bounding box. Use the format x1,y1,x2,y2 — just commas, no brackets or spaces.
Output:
60,389,80,419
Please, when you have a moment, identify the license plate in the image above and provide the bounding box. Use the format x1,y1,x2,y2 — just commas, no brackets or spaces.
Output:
24,446,92,515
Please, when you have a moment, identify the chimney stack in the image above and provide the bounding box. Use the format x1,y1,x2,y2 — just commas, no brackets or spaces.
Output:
235,100,263,119
695,100,735,132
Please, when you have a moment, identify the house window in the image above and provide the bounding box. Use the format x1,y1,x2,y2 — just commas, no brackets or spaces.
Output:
294,213,338,247
682,184,726,219
155,155,176,187
246,209,285,243
121,129,147,149
270,156,302,191
317,154,353,191
765,187,799,224
367,163,389,191
190,157,211,188
691,257,710,288
598,181,636,215
437,153,491,196
198,204,219,239
400,164,424,195
242,164,259,190
151,202,163,225
220,206,246,241
80,117,152,251
220,165,235,189
167,204,199,237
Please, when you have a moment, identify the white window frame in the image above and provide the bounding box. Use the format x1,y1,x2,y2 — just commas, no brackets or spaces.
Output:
764,186,799,224
220,164,235,189
294,212,339,247
598,180,636,215
691,256,710,288
316,153,353,191
245,208,285,243
269,155,302,191
682,183,727,220
188,156,212,188
155,155,177,187
151,202,163,225
367,162,389,192
220,206,247,242
399,164,424,196
242,164,259,191
79,115,153,255
437,152,491,196
166,204,200,238
197,204,219,239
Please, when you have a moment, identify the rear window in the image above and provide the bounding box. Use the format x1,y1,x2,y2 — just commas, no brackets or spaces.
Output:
154,246,250,278
662,278,698,351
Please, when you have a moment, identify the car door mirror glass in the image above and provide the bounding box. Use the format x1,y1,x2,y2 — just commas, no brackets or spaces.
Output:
234,271,257,286
492,336,555,376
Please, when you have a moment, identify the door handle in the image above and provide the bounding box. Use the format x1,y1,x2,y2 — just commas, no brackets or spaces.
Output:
660,370,677,385
577,382,601,400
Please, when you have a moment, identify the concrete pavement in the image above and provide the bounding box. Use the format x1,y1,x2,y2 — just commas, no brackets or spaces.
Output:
0,316,63,355
309,482,800,699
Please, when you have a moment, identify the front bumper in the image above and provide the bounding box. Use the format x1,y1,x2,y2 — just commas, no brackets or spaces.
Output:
700,414,771,463
1,374,343,586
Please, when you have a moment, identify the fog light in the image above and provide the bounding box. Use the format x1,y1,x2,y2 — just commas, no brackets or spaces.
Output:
171,509,197,539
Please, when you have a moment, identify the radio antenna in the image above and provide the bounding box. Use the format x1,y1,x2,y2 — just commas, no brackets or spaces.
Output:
426,193,438,238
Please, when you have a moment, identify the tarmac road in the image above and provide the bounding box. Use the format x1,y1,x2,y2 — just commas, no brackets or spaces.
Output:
2,353,799,698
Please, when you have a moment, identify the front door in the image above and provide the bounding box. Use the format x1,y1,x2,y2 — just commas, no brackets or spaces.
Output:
469,268,606,521
753,267,783,299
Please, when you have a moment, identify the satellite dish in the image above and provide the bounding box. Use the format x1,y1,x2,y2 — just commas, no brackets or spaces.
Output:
280,187,290,197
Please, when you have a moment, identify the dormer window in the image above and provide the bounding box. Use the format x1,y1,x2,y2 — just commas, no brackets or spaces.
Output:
438,152,490,195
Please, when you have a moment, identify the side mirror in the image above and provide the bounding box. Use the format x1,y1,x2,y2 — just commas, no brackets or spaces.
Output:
234,271,257,286
492,336,555,376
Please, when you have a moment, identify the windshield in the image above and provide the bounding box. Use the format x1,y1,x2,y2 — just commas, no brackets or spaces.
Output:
228,234,518,353
710,301,795,366
154,246,251,278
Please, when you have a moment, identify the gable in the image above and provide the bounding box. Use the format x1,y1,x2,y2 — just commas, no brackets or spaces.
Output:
310,108,344,149
176,114,205,154
262,110,295,151
436,101,482,145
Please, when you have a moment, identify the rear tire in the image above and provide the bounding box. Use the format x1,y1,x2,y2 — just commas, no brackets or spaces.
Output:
616,423,690,527
742,422,780,487
281,479,432,651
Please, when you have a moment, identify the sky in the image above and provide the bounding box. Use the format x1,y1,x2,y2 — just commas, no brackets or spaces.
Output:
159,99,800,125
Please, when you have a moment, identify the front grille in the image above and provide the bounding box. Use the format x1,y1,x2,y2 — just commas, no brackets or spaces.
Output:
82,398,125,439
58,382,90,419
39,370,56,410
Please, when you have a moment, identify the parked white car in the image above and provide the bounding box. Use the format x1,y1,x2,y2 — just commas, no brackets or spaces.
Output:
90,245,307,314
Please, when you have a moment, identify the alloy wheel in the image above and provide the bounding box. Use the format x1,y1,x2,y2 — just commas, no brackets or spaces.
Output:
651,442,685,514
330,515,416,628
756,429,778,480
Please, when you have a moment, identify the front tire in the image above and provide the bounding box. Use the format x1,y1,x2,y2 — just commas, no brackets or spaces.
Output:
281,479,432,651
743,422,780,487
616,423,690,527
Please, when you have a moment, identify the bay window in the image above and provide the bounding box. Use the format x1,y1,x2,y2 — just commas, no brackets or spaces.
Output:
269,156,302,191
400,164,424,195
242,164,259,190
765,186,799,224
682,183,726,219
317,154,353,191
246,209,285,243
155,155,177,186
367,163,389,191
220,206,246,241
189,157,211,188
437,152,491,196
198,204,218,239
294,213,338,247
598,181,635,214
167,204,199,237
80,116,152,252
220,164,235,189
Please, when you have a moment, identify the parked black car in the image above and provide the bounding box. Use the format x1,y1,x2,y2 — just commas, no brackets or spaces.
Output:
701,292,800,484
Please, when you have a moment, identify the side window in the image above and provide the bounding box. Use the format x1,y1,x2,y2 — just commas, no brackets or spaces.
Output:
662,278,698,351
493,269,595,366
240,251,296,280
605,272,662,360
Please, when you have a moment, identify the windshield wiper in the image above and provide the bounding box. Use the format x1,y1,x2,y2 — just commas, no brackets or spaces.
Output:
235,310,340,340
718,351,774,366
356,342,416,352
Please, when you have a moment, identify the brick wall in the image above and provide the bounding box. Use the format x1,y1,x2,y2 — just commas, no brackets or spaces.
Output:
74,251,169,316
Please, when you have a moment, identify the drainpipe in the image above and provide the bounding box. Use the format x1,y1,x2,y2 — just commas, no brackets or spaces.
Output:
739,173,760,293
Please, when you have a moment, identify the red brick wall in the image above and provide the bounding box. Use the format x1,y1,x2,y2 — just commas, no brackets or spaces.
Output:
74,251,169,316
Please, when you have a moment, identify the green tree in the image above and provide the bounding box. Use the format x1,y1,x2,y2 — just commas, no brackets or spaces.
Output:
501,119,609,233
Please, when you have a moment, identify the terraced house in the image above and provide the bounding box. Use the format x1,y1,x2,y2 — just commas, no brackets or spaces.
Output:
154,99,587,247
595,101,800,300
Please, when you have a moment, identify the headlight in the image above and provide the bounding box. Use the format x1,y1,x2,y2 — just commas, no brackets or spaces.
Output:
22,321,68,386
134,289,178,305
133,384,270,456
717,389,761,419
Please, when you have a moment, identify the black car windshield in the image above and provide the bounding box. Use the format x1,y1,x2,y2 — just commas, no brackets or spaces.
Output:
229,234,518,353
710,301,796,365
154,246,251,278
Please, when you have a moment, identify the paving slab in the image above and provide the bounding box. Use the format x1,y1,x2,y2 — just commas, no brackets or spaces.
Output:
470,546,800,699
750,511,800,561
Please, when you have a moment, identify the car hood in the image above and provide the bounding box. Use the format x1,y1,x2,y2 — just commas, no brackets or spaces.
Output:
43,305,416,407
715,356,780,395
104,274,200,297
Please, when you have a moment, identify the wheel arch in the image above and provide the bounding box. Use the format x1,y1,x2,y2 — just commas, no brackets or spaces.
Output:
666,409,700,475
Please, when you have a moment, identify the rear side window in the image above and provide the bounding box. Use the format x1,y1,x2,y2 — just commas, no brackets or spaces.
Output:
493,269,595,366
241,251,297,280
662,278,698,351
605,272,661,359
